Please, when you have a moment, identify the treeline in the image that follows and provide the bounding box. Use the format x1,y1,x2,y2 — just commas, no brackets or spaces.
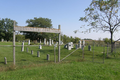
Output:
0,17,81,43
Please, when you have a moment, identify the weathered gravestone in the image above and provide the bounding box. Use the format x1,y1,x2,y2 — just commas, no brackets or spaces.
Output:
67,42,72,50
49,39,51,46
37,51,40,57
1,39,4,42
39,44,42,49
47,41,48,45
64,42,74,50
31,50,33,55
82,40,85,46
44,38,46,45
4,57,7,64
78,40,81,48
28,40,30,45
64,44,67,48
40,39,41,44
47,54,50,61
51,40,54,44
88,45,91,51
21,42,24,51
81,45,84,50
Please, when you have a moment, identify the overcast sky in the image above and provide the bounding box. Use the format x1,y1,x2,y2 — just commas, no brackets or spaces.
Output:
1,0,120,40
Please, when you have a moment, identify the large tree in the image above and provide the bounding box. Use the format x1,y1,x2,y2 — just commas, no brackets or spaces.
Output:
23,17,53,41
79,0,120,52
0,18,17,41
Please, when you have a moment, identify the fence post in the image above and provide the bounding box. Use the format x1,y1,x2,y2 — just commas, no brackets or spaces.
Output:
92,42,94,62
54,46,56,63
58,25,61,62
107,43,108,58
82,45,84,59
27,48,28,53
103,45,105,63
115,43,116,57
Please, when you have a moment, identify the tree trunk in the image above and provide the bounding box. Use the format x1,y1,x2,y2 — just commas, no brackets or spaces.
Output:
110,31,114,53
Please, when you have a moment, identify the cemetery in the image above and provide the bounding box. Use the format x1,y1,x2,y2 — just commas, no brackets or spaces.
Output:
1,0,120,79
0,21,120,79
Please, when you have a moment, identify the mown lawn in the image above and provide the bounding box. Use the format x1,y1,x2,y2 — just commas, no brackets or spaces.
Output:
0,42,120,80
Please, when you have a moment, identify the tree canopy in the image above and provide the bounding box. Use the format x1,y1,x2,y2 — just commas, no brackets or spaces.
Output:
23,17,53,41
79,0,120,52
0,18,17,41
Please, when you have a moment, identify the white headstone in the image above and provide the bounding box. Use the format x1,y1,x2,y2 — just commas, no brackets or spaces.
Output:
40,39,41,44
52,40,53,44
71,42,74,48
1,39,4,42
67,43,71,50
54,42,58,47
60,41,63,45
47,41,48,45
49,39,51,46
28,40,30,45
37,51,40,57
82,40,85,46
78,40,81,48
44,38,46,45
39,45,42,49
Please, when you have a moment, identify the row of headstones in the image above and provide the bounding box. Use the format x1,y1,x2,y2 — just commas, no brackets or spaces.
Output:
75,40,85,50
1,39,8,42
24,48,50,61
21,42,42,52
28,38,63,45
65,40,91,51
3,53,50,65
65,40,85,50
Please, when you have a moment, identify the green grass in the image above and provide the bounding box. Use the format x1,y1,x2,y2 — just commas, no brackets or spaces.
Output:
0,42,120,80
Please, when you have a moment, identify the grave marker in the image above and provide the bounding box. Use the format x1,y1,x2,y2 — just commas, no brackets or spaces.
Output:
82,40,85,46
1,39,4,42
28,40,30,45
52,40,53,44
47,41,48,45
39,44,42,49
78,40,81,48
31,50,33,55
37,51,40,57
88,45,91,51
49,39,51,46
44,38,46,45
67,43,71,50
4,57,7,64
81,45,84,50
21,42,24,51
40,39,41,44
47,54,50,61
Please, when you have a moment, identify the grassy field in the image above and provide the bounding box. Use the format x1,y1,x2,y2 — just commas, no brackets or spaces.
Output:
0,42,120,80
